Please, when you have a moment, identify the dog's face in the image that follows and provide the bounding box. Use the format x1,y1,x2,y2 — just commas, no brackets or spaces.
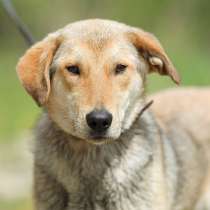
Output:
17,19,180,144
47,34,146,143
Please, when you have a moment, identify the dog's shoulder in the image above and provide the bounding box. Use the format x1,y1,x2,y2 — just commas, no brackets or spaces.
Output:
149,87,210,143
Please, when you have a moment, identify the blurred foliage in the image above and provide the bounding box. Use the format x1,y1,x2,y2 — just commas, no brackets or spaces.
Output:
0,0,210,140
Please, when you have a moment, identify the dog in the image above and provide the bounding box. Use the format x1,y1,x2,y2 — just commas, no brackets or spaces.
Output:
16,19,210,210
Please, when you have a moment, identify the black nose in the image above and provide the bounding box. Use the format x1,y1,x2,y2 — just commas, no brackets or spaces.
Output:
86,109,112,133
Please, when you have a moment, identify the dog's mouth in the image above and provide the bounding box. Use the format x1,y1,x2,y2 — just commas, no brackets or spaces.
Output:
90,130,107,139
86,131,114,145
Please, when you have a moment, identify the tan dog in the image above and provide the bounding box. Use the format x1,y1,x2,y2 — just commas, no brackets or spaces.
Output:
17,19,210,210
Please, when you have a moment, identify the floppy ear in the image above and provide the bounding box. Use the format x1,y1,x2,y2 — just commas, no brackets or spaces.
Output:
16,33,61,106
127,29,180,84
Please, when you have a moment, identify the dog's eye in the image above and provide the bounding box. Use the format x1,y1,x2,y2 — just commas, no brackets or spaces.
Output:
66,65,80,75
115,64,127,75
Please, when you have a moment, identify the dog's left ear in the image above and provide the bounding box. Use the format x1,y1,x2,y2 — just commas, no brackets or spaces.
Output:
17,33,62,106
127,29,180,84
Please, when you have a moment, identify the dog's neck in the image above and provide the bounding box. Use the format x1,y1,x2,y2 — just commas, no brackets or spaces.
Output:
34,109,160,199
34,109,160,207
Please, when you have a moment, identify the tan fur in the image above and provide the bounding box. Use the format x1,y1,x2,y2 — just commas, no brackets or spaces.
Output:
16,19,210,210
150,87,210,209
127,30,180,84
150,88,210,144
17,34,62,105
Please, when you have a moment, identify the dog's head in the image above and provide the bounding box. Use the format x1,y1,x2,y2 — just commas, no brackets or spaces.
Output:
17,19,180,144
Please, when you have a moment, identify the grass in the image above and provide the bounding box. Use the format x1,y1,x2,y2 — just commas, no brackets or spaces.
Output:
0,47,39,142
0,199,32,210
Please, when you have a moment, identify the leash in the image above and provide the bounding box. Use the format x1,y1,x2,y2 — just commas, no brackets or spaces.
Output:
1,0,35,46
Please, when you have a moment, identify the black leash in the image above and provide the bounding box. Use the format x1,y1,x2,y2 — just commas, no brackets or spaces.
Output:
1,0,35,46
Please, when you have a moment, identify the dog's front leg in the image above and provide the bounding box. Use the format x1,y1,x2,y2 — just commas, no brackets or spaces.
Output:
34,164,68,210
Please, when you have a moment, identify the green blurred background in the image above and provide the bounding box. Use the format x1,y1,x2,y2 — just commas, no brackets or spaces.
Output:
0,0,209,209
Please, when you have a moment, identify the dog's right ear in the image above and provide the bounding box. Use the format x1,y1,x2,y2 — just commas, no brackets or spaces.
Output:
16,33,62,106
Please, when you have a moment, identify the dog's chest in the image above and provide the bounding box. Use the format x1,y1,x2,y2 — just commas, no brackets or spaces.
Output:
53,145,153,210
